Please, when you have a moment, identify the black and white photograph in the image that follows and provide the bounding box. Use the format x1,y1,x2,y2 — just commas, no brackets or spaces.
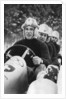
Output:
0,0,66,98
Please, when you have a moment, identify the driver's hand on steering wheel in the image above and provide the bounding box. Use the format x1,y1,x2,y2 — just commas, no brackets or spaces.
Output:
32,56,43,65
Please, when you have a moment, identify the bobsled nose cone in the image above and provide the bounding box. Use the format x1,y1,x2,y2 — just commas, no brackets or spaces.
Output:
27,79,58,94
4,56,28,94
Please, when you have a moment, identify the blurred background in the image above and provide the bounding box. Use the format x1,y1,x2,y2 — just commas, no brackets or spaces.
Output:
4,4,62,52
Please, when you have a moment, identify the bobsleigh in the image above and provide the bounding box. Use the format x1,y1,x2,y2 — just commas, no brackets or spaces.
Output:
4,45,61,94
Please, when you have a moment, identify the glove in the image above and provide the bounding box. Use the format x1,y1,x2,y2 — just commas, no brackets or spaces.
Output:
32,56,43,65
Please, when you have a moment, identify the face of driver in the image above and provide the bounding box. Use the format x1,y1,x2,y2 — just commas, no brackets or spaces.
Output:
24,26,35,39
38,32,48,42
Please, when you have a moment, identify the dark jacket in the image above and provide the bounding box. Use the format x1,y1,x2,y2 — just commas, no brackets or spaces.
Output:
49,41,57,58
53,42,60,54
46,42,53,59
49,41,60,67
14,38,51,66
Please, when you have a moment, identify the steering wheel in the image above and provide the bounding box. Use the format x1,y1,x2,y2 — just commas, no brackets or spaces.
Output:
4,45,36,68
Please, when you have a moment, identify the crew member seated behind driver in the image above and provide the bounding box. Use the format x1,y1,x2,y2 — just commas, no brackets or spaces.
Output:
51,30,60,55
50,30,61,67
37,23,53,59
14,17,52,83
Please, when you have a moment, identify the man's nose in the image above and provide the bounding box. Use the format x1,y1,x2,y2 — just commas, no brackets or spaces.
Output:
27,29,31,32
41,36,45,38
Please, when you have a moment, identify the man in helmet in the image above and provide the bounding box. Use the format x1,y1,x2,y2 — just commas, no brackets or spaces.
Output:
14,17,52,82
51,30,60,54
14,18,51,64
37,23,53,61
49,30,61,68
37,23,49,42
46,27,57,60
51,31,59,42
